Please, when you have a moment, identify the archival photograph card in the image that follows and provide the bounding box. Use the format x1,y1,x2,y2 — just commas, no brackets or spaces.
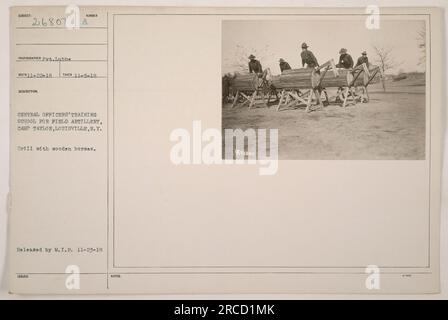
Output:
8,6,443,294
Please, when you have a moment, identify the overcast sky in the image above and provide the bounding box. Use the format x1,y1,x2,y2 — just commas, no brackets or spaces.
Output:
222,19,426,75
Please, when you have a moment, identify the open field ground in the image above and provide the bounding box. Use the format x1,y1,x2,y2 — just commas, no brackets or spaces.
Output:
222,81,426,160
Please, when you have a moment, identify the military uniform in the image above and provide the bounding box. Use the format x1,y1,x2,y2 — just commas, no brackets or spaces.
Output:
301,50,319,68
279,61,291,72
248,59,263,74
355,55,369,68
336,53,354,69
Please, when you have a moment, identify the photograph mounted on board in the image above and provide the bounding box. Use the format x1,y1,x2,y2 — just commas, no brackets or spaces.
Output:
222,18,427,160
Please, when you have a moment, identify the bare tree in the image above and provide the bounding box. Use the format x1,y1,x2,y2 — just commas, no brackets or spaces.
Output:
372,45,403,92
417,24,426,66
223,44,274,74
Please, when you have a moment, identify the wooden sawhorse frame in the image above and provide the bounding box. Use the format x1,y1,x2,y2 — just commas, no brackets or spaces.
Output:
276,88,324,113
231,69,271,109
356,65,383,103
275,62,334,113
325,63,370,108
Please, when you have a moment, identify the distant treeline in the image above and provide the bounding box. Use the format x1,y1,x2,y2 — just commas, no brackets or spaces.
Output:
392,71,425,82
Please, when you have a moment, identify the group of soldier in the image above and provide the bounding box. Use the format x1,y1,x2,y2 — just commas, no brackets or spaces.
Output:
222,43,370,103
247,42,370,75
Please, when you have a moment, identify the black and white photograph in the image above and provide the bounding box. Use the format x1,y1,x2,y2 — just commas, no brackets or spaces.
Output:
2,3,445,300
222,19,427,160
